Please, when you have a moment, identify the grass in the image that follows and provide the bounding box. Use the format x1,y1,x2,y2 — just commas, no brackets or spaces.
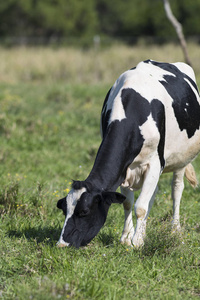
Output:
0,43,200,299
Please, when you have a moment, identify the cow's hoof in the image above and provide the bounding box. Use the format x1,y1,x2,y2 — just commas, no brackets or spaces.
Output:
132,236,144,249
171,221,182,235
120,237,133,247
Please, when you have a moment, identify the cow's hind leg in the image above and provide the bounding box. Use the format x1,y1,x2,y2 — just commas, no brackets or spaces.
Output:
132,158,161,248
171,168,185,231
120,187,134,246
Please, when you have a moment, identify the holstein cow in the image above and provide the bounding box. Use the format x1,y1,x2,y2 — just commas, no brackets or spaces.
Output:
57,60,199,248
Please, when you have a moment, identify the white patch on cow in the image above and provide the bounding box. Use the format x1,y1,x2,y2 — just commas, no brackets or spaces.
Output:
173,62,196,82
109,90,126,124
106,72,134,124
57,187,86,247
139,114,160,142
135,114,160,164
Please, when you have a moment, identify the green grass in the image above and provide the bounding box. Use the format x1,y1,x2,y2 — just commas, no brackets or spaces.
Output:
0,45,200,299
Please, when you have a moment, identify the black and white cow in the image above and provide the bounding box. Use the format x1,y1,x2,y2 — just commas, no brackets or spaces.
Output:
57,60,200,248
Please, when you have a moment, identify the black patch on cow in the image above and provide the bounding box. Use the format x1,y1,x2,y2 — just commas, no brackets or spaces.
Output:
151,99,166,170
149,61,200,138
101,88,112,138
121,88,151,124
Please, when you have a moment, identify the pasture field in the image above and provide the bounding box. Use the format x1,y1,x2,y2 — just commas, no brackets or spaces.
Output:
0,44,200,299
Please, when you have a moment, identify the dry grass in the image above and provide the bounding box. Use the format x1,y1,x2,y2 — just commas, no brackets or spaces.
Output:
0,42,200,85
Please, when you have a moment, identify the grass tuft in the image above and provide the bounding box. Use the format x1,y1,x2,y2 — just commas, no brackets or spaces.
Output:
0,181,19,215
141,219,183,257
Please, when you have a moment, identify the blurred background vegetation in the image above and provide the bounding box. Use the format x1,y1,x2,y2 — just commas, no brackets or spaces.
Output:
1,0,200,46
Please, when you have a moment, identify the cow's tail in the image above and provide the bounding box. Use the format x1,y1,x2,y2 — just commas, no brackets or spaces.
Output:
184,163,198,188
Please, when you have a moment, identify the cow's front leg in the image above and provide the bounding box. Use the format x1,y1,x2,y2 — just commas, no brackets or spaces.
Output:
171,168,185,232
120,187,134,246
132,159,160,248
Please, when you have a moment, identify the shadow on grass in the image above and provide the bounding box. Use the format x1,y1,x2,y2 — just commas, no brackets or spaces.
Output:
7,226,61,246
7,224,118,249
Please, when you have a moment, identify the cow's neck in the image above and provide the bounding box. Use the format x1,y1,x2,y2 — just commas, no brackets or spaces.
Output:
86,125,131,192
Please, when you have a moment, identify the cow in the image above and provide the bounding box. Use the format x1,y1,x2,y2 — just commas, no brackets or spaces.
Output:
56,59,200,249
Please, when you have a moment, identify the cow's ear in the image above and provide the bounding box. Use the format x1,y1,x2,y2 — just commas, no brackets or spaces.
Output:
102,191,126,205
57,197,65,209
57,197,67,215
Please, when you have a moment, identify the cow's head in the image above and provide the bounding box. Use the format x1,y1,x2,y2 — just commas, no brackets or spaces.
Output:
56,181,125,248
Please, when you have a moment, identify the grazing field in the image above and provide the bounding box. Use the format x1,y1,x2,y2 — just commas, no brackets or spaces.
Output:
0,44,200,299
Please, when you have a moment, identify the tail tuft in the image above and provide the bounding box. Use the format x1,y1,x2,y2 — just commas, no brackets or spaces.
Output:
184,163,198,188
